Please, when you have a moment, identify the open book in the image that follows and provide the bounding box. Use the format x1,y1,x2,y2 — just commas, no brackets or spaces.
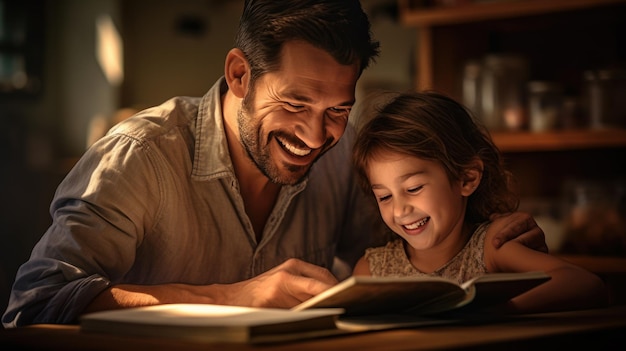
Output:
80,271,550,343
292,271,550,331
294,271,550,315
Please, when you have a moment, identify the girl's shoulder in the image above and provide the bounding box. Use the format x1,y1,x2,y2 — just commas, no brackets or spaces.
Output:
364,239,406,260
365,239,420,277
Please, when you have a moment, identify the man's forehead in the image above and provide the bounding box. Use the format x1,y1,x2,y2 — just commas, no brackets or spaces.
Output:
266,42,358,104
278,41,359,80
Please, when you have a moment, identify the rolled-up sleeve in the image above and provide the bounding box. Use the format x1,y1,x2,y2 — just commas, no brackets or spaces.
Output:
2,131,162,327
3,260,110,326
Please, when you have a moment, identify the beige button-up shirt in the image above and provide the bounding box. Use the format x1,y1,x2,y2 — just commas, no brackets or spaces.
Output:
3,78,385,326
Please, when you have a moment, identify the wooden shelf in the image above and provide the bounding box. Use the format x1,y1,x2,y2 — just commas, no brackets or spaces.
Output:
400,0,626,27
397,0,626,202
491,128,626,152
399,0,626,90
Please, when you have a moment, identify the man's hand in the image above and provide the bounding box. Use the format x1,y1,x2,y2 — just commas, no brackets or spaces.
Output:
84,259,338,314
489,211,548,253
225,258,338,308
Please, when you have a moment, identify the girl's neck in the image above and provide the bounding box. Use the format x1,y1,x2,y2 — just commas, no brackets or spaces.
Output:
405,222,474,274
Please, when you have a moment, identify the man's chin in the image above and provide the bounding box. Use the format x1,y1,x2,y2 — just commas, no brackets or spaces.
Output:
270,166,310,186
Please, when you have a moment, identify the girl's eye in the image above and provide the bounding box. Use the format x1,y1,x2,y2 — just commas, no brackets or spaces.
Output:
408,185,424,193
376,194,391,203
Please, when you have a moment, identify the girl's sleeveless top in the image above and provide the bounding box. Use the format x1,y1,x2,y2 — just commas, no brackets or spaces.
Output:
364,223,489,284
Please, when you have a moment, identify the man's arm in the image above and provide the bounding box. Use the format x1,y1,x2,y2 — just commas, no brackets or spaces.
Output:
84,258,338,314
488,211,548,253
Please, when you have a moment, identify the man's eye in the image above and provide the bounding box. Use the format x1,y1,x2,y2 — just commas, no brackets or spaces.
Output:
285,102,304,111
328,107,351,116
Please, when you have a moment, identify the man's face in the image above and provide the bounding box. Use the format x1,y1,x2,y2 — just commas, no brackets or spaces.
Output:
238,41,360,185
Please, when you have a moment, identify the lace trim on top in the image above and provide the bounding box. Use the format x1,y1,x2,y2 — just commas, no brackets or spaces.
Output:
364,223,489,284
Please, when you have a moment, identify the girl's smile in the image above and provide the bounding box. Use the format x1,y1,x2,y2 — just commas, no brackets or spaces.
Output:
366,150,470,271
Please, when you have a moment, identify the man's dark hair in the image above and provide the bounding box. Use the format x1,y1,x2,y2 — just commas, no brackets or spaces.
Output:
235,0,380,83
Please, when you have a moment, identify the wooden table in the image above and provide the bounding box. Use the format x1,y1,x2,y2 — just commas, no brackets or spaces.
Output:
2,305,626,350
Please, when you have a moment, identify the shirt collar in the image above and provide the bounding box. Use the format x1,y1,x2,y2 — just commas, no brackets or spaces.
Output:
191,77,233,180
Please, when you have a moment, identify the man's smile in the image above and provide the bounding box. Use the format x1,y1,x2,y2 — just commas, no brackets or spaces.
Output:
276,135,312,157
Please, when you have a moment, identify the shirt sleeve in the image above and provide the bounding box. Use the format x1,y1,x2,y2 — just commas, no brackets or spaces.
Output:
2,132,163,327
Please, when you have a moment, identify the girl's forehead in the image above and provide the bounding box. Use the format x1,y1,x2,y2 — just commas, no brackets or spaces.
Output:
369,149,416,163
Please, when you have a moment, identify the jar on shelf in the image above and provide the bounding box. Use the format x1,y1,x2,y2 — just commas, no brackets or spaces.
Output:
527,81,563,132
462,60,483,118
560,96,584,129
584,69,626,129
479,54,529,131
560,179,626,256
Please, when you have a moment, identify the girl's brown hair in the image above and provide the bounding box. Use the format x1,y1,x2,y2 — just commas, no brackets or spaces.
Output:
352,91,519,225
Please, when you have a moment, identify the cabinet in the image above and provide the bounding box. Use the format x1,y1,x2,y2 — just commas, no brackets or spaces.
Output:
399,0,626,93
398,0,626,196
398,0,626,255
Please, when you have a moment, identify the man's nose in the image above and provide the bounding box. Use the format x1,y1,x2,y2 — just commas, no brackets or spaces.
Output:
294,111,326,149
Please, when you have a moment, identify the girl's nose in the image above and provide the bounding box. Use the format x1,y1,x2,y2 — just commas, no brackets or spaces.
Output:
393,196,412,219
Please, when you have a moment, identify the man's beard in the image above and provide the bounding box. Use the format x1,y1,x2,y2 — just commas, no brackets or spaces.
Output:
237,93,314,186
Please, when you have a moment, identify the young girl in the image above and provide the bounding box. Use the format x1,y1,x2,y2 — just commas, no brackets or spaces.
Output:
351,91,607,314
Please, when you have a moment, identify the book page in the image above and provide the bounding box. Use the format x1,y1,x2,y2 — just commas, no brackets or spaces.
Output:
293,276,467,316
461,272,551,310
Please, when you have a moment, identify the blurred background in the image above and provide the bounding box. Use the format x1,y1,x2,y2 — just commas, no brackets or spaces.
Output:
1,0,625,314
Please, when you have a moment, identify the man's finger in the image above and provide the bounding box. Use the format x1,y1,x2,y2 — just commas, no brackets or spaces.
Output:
281,258,338,284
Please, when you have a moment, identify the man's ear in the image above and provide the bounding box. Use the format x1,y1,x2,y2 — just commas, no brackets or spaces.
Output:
461,158,483,196
224,48,250,99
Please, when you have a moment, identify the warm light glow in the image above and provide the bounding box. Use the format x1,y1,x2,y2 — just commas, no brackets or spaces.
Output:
96,14,123,86
151,304,253,317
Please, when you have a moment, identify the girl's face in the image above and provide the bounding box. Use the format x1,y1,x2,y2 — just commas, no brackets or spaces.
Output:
366,150,469,252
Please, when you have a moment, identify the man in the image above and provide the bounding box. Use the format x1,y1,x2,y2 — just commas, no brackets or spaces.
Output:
2,0,545,327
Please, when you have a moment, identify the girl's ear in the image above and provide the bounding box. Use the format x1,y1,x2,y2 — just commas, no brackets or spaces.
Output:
461,158,483,196
224,48,250,99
